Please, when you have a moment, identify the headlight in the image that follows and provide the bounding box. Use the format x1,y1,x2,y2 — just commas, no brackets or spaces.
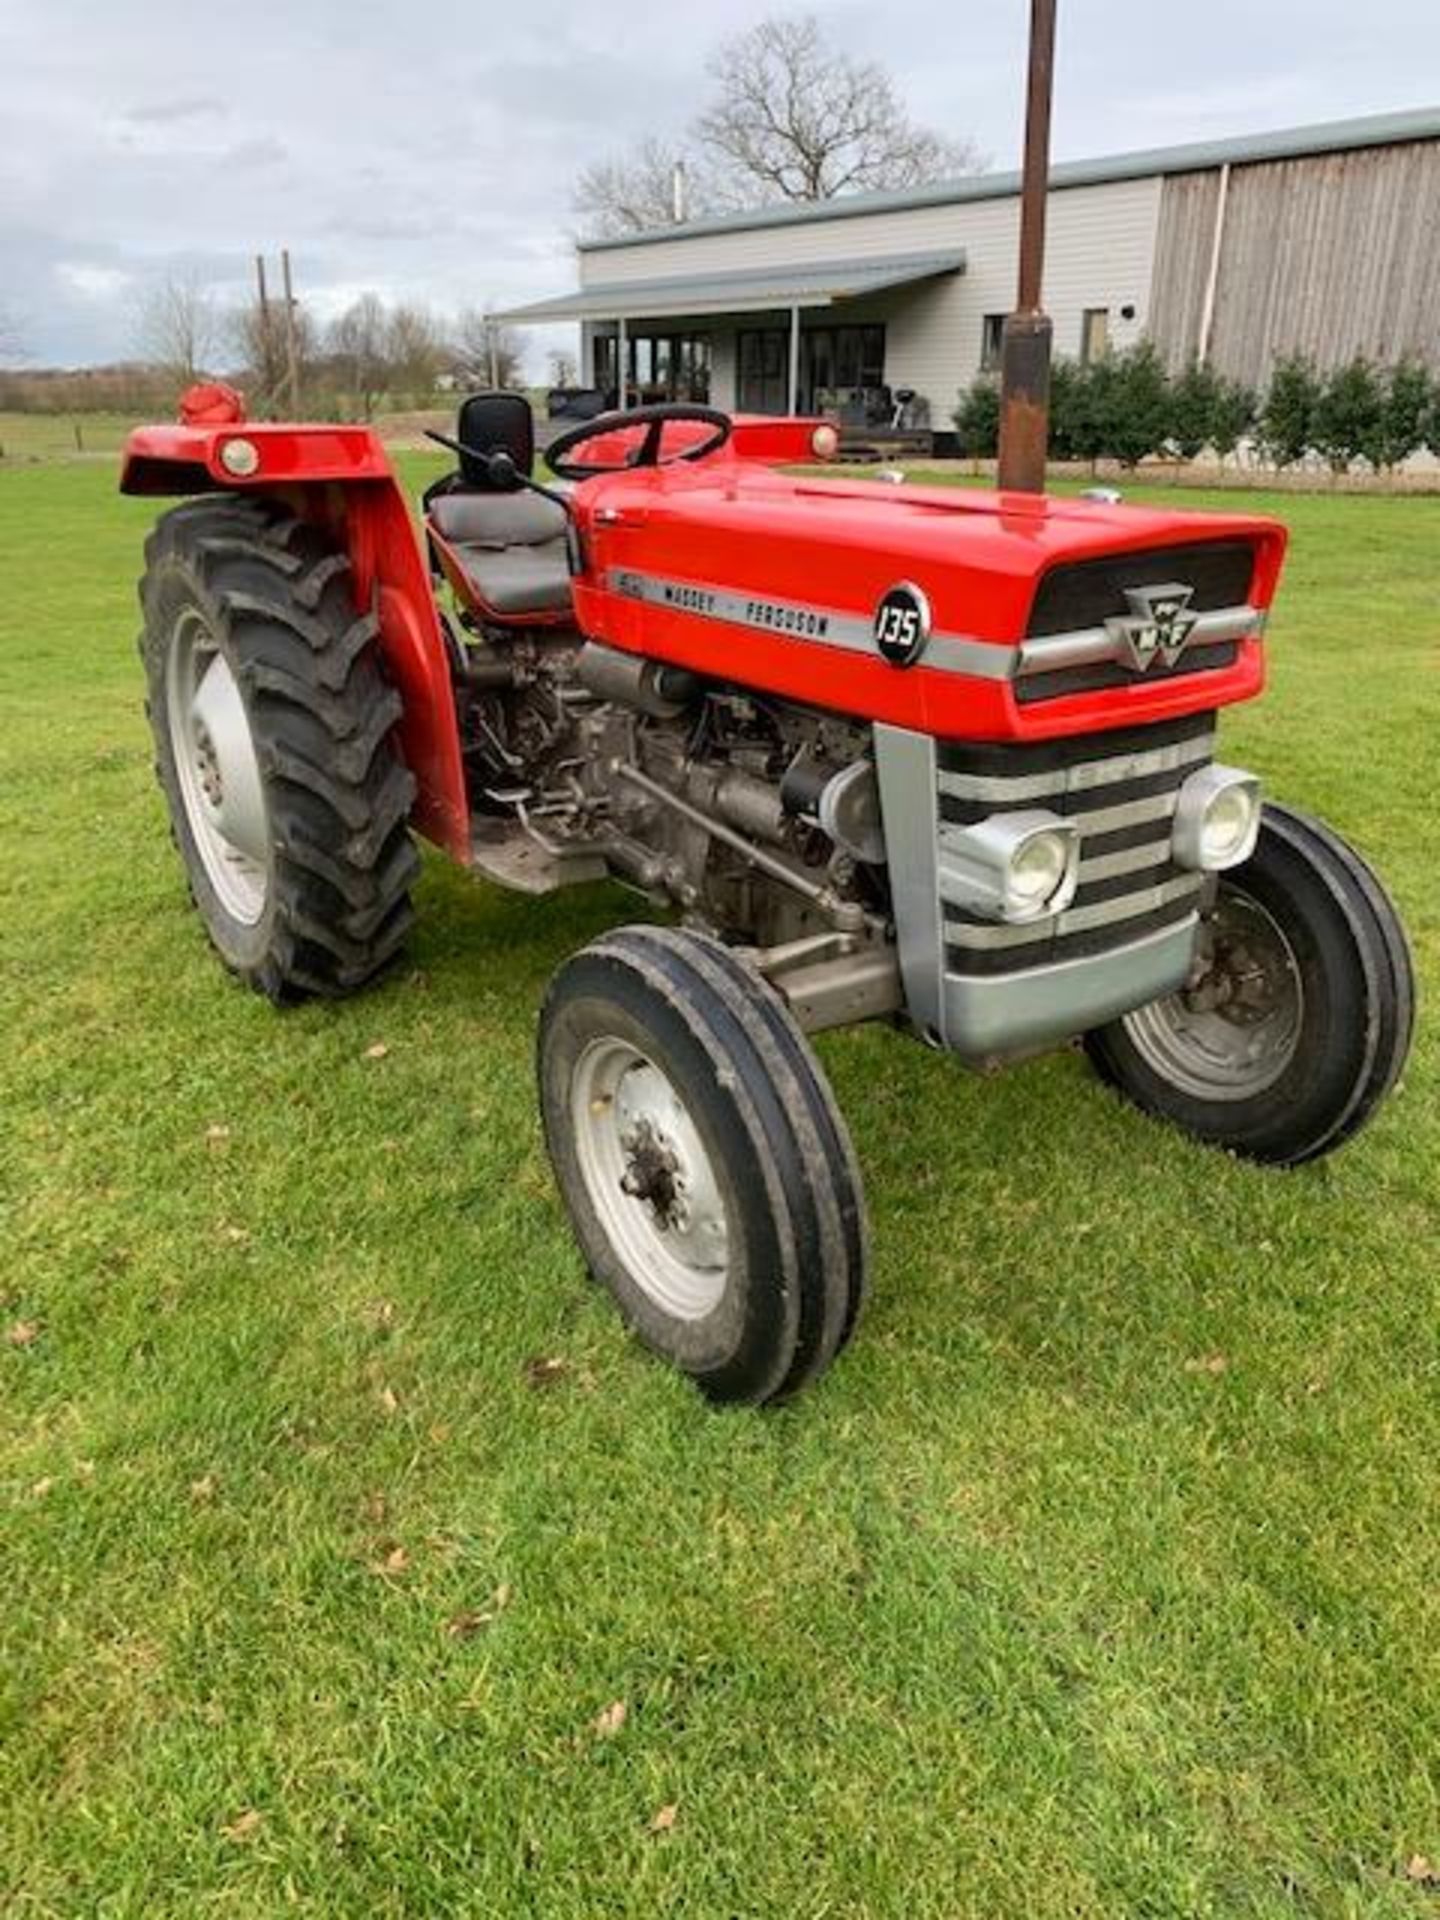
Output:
938,810,1081,924
810,423,839,460
218,436,260,477
1172,765,1262,872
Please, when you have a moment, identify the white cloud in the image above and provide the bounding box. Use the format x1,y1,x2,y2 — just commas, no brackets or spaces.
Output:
56,262,133,302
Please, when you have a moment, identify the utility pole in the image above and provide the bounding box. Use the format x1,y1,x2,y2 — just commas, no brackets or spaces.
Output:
254,253,274,409
485,307,499,388
280,248,301,417
997,0,1058,493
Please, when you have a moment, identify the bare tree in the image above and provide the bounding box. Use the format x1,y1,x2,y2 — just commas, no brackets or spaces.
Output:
327,293,390,420
574,16,982,236
229,293,316,416
701,13,982,202
384,302,446,399
452,308,524,391
575,137,726,240
548,348,579,388
136,275,217,389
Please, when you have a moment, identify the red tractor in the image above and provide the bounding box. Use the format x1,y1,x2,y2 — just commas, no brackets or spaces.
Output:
121,385,1414,1403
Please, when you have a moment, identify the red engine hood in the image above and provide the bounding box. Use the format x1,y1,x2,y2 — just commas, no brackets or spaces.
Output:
571,464,1286,743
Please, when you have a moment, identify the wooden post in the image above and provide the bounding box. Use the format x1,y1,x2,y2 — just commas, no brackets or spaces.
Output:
997,0,1058,494
255,255,274,413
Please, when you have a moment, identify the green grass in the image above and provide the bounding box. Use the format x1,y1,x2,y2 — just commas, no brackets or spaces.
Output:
2,458,1437,1918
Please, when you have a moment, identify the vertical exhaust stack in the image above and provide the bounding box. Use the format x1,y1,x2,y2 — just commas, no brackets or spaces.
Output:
997,0,1059,494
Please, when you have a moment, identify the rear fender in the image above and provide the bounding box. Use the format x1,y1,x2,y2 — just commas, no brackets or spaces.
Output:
122,419,469,860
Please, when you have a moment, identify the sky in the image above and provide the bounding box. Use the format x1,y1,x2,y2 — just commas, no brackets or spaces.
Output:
2,0,1437,376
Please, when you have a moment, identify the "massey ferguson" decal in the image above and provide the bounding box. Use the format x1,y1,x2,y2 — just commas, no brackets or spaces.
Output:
605,567,1262,687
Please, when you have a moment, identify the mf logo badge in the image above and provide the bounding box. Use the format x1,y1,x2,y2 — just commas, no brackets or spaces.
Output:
874,582,931,668
1106,583,1200,672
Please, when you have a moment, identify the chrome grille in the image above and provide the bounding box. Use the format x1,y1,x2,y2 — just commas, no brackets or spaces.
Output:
1018,541,1260,703
1026,542,1256,635
937,714,1213,978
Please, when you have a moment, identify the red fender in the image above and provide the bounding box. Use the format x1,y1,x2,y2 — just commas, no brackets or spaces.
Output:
121,409,470,861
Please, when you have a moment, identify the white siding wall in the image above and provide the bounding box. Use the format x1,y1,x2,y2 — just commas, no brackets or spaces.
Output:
577,178,1162,416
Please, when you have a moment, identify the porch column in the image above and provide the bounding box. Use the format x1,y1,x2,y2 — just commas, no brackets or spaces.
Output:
615,316,628,411
787,304,801,414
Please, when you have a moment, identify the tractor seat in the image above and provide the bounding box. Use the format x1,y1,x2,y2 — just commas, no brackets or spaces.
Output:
428,490,573,618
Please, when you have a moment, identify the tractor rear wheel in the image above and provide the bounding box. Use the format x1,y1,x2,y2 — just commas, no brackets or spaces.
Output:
138,496,419,1001
537,926,868,1405
1084,804,1414,1165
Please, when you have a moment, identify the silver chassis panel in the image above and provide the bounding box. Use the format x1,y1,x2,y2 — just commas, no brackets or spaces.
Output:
942,916,1198,1066
873,720,1200,1065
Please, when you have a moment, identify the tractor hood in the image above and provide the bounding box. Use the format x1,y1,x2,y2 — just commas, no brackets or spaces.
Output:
572,463,1286,743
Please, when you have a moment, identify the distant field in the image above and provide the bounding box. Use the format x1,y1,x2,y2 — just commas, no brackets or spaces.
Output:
2,458,1437,1917
0,410,141,460
0,401,551,464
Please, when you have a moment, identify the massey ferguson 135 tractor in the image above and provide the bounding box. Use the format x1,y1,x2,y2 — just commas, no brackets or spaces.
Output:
121,385,1414,1403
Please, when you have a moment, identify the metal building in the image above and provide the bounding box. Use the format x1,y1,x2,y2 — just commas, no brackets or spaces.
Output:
502,107,1440,442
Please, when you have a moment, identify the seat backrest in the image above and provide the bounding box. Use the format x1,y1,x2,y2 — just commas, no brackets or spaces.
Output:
429,490,567,550
456,391,534,487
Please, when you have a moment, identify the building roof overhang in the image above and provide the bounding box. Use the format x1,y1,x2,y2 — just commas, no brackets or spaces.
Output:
497,250,965,325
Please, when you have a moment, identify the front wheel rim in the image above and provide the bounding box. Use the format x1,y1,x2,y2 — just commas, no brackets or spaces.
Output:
165,608,270,925
1120,885,1305,1103
570,1037,730,1320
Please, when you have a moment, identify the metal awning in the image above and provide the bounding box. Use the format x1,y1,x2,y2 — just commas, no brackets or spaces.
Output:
497,249,965,324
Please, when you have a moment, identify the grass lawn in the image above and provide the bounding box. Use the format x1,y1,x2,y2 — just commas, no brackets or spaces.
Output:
2,456,1437,1918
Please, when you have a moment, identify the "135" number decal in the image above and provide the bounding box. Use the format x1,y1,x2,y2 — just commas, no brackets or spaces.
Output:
873,583,931,667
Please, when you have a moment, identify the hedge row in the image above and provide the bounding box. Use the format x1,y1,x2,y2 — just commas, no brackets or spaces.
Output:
953,347,1440,473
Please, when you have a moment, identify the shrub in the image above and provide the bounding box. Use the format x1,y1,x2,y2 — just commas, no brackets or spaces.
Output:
1167,359,1222,462
1047,356,1081,461
1064,356,1114,468
1372,360,1434,470
1209,376,1259,467
952,375,1000,459
1311,357,1385,472
1258,355,1321,468
1104,343,1173,468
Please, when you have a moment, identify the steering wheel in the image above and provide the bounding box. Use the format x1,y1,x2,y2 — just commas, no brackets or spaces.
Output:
545,403,731,481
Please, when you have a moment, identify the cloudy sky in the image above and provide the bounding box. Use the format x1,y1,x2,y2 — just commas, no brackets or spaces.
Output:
2,0,1436,374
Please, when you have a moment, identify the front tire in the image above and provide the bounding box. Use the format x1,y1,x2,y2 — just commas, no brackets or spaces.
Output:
1084,804,1414,1165
139,496,419,1001
538,926,868,1405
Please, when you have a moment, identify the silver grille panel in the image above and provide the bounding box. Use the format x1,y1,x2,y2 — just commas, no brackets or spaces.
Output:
872,714,1213,1062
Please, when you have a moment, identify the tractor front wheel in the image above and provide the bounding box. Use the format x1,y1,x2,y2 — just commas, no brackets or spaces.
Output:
139,496,419,1001
1084,804,1414,1165
538,926,868,1405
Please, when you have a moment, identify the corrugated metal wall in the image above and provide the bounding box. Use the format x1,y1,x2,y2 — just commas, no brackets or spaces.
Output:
1150,140,1440,382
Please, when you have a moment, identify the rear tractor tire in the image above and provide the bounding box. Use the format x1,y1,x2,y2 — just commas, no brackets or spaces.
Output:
1085,804,1414,1166
138,496,420,1001
537,926,869,1405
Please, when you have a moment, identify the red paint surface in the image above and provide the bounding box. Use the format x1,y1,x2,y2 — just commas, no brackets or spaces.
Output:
571,461,1285,742
121,420,469,859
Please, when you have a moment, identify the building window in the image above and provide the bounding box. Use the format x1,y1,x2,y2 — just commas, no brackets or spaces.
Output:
593,331,711,405
803,323,885,418
737,328,790,414
1080,307,1110,364
736,322,887,416
981,313,1005,372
